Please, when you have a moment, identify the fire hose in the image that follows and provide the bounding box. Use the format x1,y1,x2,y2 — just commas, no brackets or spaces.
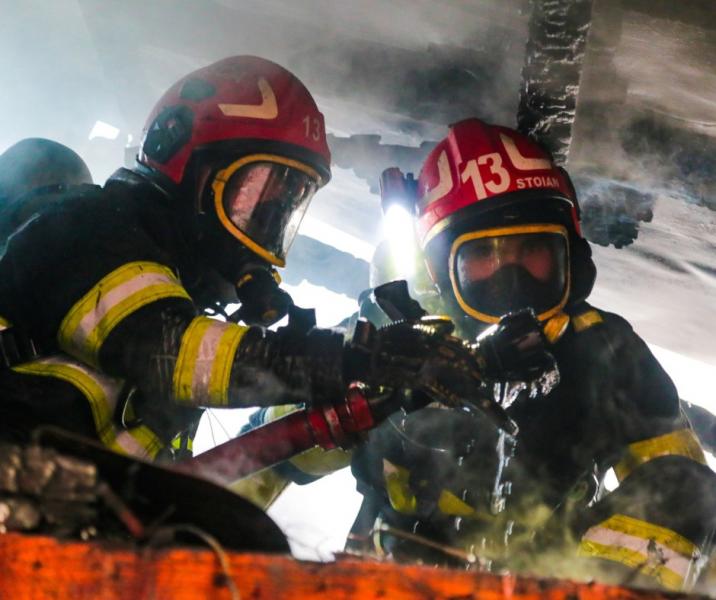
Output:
178,382,376,484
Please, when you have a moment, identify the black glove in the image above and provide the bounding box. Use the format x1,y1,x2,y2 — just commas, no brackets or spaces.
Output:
346,316,506,424
347,316,457,384
346,311,559,434
475,309,557,382
234,324,346,405
348,311,555,391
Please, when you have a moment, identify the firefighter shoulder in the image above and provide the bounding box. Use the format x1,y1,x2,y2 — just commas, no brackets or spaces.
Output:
0,56,434,464
344,118,716,590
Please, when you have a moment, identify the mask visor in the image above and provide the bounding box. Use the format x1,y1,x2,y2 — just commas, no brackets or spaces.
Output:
213,154,319,267
450,224,570,323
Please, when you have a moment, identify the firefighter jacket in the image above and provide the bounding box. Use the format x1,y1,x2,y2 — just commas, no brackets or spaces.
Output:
243,304,716,590
0,169,327,460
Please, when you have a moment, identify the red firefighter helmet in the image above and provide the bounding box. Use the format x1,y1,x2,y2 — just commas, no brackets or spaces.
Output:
416,118,594,325
137,55,331,268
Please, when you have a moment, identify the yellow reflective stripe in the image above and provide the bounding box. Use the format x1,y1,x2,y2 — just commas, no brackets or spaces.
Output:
265,404,302,420
543,312,570,344
58,261,191,367
579,514,698,590
173,317,213,402
615,429,706,481
112,425,163,460
173,316,248,406
289,447,353,477
0,315,11,331
171,434,194,452
579,539,685,590
383,460,490,518
591,514,696,556
13,356,163,460
13,356,122,445
572,309,603,332
208,321,248,405
438,491,494,522
230,468,291,511
383,460,417,515
437,490,475,517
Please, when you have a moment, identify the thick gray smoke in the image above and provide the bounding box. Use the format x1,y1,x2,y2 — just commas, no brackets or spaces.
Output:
568,112,716,249
567,0,716,247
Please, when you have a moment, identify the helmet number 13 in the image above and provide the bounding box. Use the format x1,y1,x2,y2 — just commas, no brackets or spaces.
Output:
302,115,322,142
461,153,510,200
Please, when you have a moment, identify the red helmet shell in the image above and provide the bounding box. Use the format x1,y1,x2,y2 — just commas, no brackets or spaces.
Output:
138,56,331,184
416,119,579,247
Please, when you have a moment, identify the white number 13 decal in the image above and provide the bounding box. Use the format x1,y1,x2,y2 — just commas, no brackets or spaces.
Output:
302,115,322,142
461,152,510,199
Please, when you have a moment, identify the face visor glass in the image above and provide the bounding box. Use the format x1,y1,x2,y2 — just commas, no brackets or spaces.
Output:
450,226,569,323
213,156,320,267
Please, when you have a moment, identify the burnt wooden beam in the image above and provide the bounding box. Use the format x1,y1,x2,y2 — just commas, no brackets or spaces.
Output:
517,0,594,164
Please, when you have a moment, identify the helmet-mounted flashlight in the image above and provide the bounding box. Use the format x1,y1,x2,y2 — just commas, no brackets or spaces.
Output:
379,168,420,280
379,167,418,216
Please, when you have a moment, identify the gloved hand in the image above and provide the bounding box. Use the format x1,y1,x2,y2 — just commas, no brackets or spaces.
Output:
234,316,471,410
234,324,346,405
349,309,554,389
345,316,489,428
474,309,557,382
347,315,462,386
345,310,558,434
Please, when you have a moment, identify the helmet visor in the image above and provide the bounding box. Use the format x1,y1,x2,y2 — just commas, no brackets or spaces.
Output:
450,225,569,323
213,155,319,266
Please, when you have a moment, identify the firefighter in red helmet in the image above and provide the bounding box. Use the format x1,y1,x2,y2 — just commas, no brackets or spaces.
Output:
0,56,329,456
232,118,715,590
347,119,716,590
414,118,595,338
0,58,501,465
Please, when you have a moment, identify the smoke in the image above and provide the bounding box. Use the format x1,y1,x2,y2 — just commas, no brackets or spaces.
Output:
569,110,716,248
572,175,655,249
565,0,716,249
620,116,716,212
294,40,520,139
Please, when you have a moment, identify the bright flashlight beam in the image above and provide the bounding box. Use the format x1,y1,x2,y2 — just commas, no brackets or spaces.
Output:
383,204,417,279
